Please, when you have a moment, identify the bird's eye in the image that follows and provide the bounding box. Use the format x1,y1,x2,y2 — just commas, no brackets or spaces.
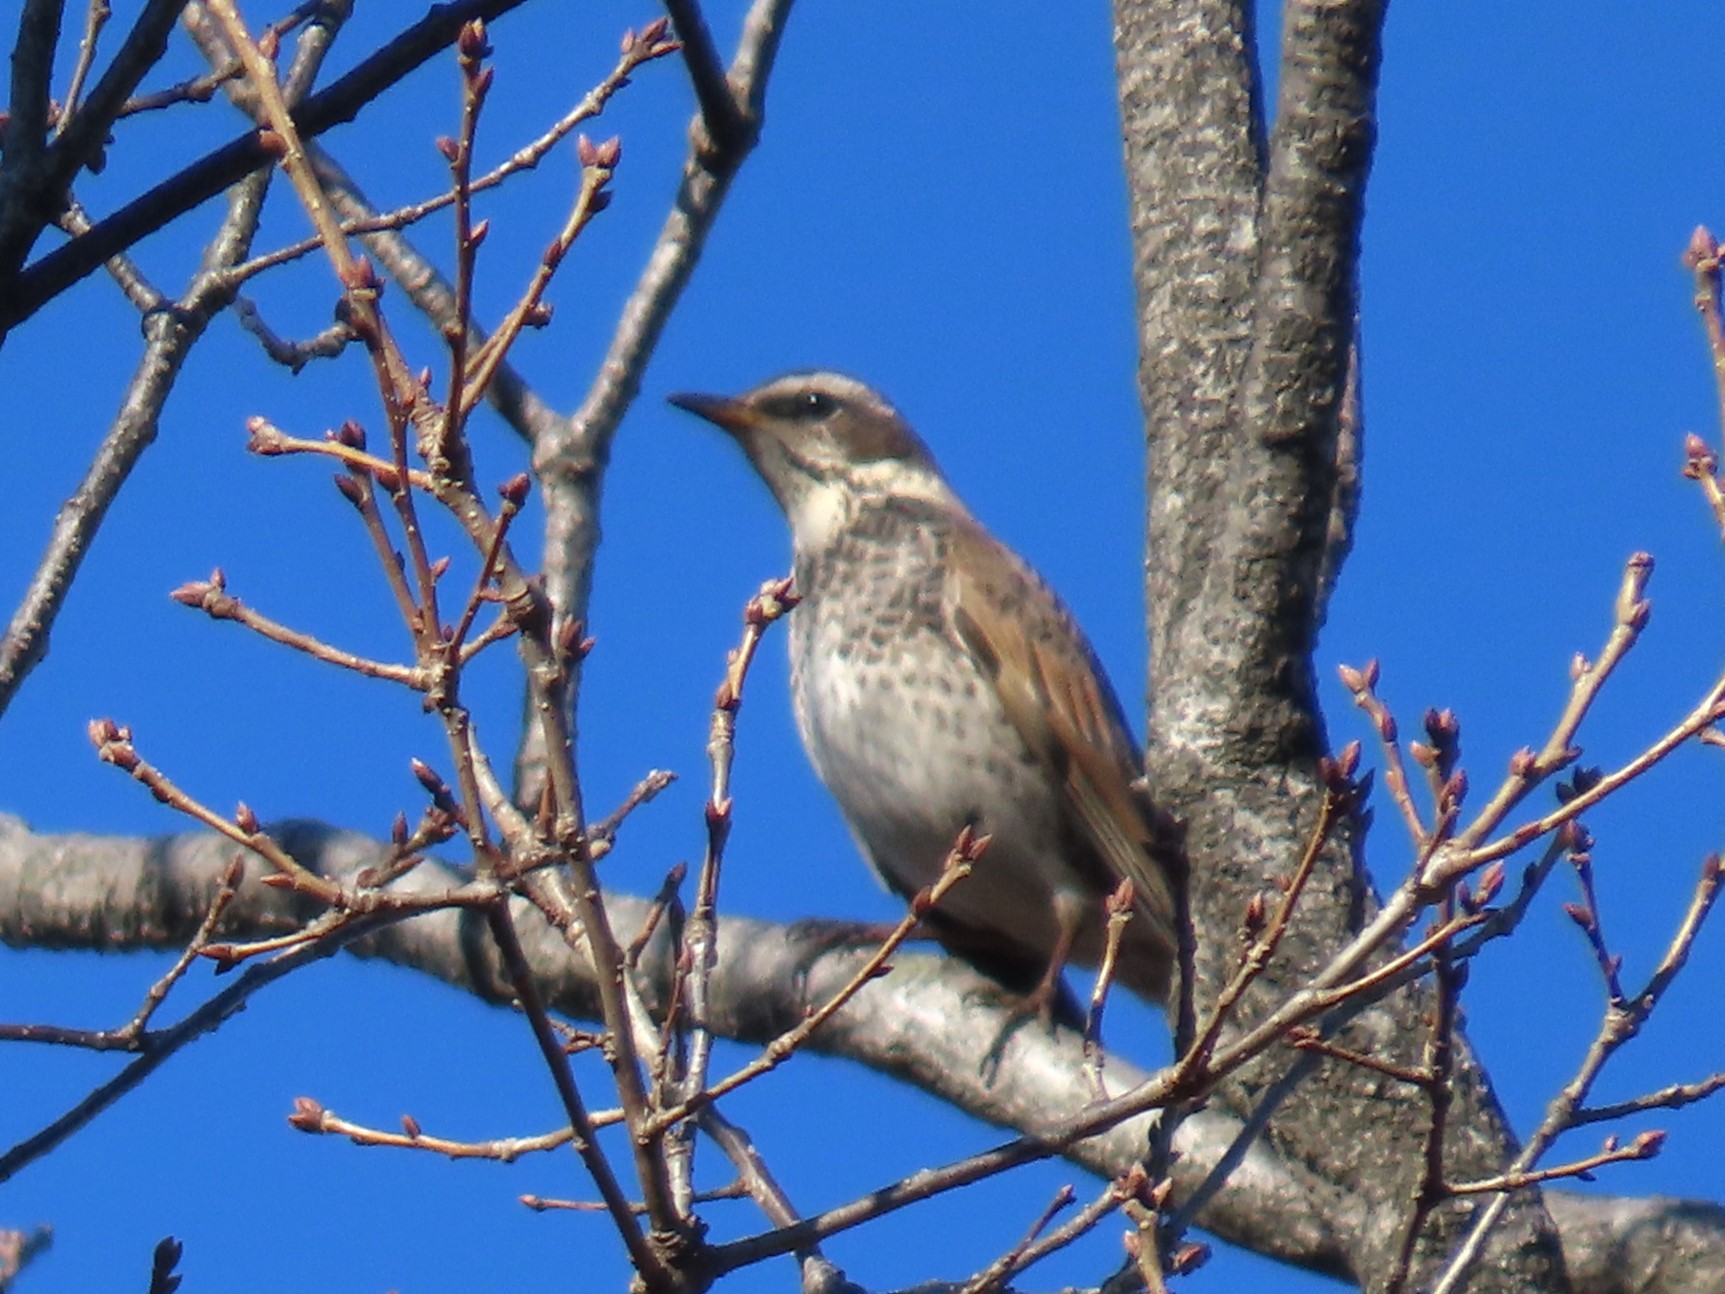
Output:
800,390,838,418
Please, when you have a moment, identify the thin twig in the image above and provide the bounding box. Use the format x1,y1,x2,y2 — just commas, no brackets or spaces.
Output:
1683,225,1725,446
168,568,423,687
58,0,113,135
1571,1071,1725,1126
674,580,797,1077
1452,553,1652,851
1384,890,1462,1294
221,28,678,295
590,770,677,861
1446,1134,1664,1196
1081,880,1135,1101
959,1185,1076,1294
0,855,243,1049
514,0,794,803
7,0,534,328
483,902,671,1284
287,1099,617,1159
647,832,981,1139
0,910,392,1183
233,296,355,370
1340,660,1427,843
663,0,750,152
1430,851,1725,1294
0,10,342,720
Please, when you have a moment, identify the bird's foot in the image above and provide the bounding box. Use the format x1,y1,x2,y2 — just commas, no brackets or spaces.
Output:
978,977,1083,1082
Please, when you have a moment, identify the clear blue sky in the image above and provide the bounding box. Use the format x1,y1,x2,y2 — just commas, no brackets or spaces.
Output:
2,3,1722,1290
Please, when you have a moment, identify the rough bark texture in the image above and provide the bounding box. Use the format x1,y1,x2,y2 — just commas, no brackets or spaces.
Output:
1117,1,1569,1289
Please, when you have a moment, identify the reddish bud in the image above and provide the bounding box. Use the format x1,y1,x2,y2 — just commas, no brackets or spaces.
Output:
1243,892,1266,934
1424,708,1459,743
333,474,365,507
436,135,460,163
472,65,494,98
335,420,366,449
235,802,259,834
522,302,554,328
1475,861,1505,907
246,416,287,455
1633,1129,1667,1157
500,473,531,507
1442,769,1468,808
1339,658,1380,692
88,717,121,748
287,1096,326,1131
576,134,599,167
402,1113,423,1138
457,18,490,59
1682,432,1717,480
588,189,613,214
1570,765,1603,798
257,28,280,60
429,556,451,582
1616,552,1654,629
1508,747,1536,778
556,617,594,661
1335,740,1362,779
1683,225,1719,269
411,759,447,796
1171,1243,1211,1275
341,258,381,294
469,217,491,249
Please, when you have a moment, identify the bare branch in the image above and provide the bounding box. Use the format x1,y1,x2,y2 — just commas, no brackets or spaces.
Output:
1,0,531,330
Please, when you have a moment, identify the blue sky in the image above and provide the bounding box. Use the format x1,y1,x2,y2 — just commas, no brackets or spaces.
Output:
2,4,1723,1291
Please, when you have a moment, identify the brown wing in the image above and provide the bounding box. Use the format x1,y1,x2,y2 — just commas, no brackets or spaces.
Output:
945,520,1179,962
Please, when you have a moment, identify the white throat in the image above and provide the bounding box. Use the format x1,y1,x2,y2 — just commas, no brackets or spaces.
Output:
786,460,964,557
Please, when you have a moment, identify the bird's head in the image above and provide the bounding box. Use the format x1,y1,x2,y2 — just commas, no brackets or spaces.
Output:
669,371,960,551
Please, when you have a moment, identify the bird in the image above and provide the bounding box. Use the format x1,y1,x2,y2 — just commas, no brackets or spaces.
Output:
669,371,1180,1017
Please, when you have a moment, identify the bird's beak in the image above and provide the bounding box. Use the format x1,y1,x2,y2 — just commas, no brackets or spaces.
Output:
667,391,761,437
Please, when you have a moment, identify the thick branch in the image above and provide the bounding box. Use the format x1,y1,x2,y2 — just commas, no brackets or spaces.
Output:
514,0,792,803
0,818,1717,1291
1117,1,1566,1290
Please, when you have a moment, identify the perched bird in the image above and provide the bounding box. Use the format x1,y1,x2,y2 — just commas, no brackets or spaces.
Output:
670,372,1180,1014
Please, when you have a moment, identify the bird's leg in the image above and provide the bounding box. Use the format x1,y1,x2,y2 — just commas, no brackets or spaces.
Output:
1016,891,1086,1028
978,900,1085,1081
